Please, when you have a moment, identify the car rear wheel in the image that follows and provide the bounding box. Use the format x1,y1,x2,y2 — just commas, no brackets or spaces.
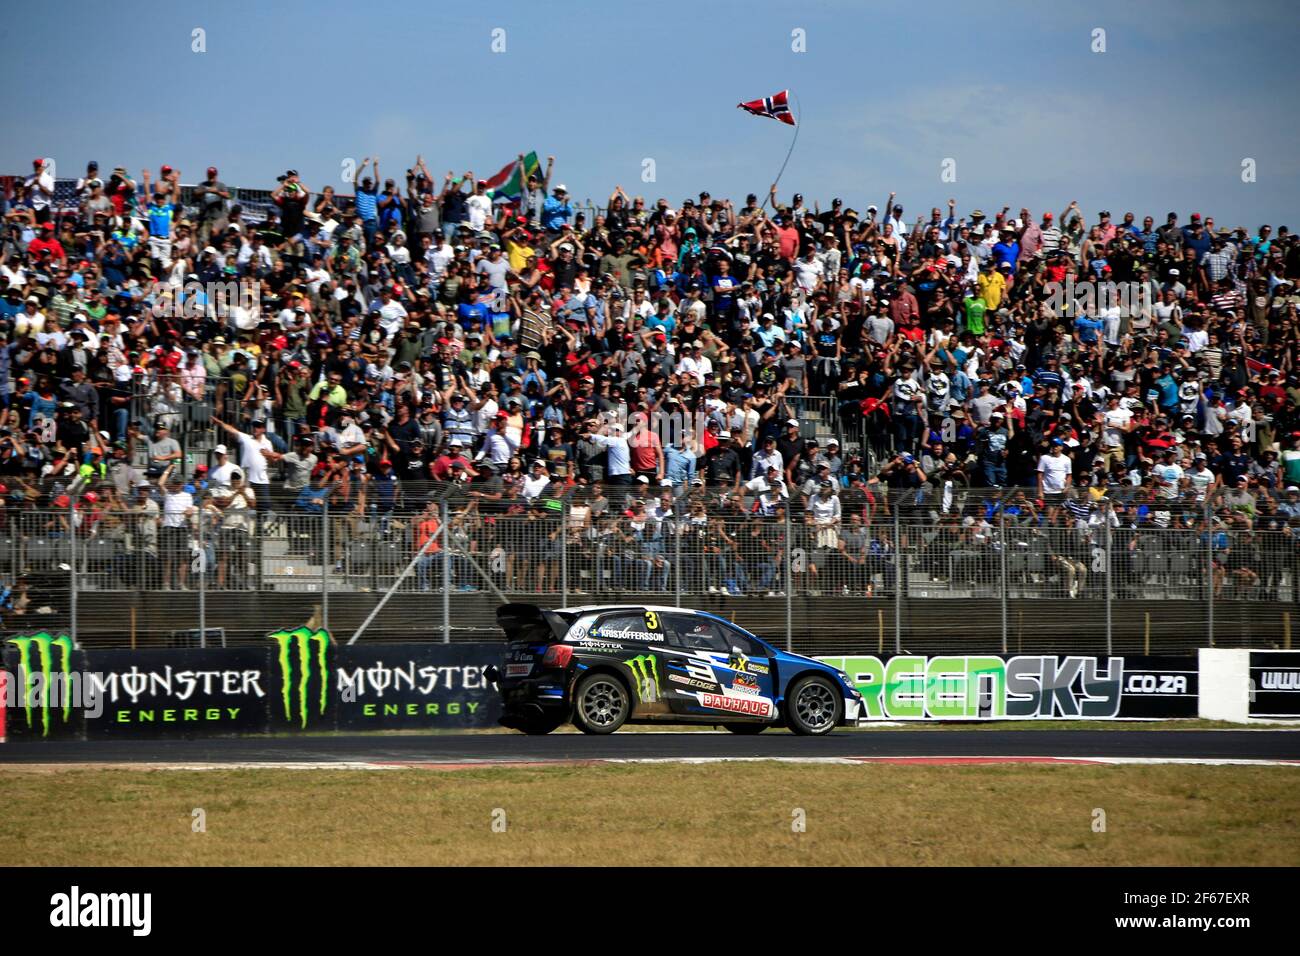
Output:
723,723,767,735
786,675,842,736
573,673,630,734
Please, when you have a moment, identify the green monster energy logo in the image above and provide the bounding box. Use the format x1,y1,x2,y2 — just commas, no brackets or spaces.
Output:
625,654,661,703
268,627,332,728
6,632,75,736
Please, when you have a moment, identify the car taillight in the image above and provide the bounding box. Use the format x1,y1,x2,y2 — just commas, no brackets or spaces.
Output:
542,644,573,668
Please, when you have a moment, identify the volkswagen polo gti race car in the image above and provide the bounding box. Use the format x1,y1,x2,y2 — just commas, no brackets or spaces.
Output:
485,603,863,736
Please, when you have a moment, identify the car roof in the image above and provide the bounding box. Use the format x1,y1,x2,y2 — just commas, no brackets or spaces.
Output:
557,604,701,616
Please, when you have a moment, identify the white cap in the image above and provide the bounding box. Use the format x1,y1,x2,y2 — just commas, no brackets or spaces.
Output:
213,444,228,455
636,475,649,483
554,183,568,193
659,478,673,486
718,430,732,439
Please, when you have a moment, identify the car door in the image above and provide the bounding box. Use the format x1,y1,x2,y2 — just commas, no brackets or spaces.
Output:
663,614,777,722
590,609,673,718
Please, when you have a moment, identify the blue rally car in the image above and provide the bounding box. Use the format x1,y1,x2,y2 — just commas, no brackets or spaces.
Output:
486,603,863,736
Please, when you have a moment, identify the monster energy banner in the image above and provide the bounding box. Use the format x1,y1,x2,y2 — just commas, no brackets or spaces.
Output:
816,654,1198,721
86,646,271,737
1,629,501,741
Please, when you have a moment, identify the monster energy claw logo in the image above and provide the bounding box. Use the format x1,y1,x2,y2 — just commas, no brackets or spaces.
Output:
7,632,75,736
625,655,661,703
268,627,332,728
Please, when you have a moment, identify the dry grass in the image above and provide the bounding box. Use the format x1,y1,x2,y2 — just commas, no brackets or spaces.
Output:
2,762,1297,866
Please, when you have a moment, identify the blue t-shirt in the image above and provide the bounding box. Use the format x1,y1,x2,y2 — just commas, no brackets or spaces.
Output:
1074,315,1103,344
353,187,379,223
991,240,1020,272
147,202,176,239
457,300,490,328
542,197,572,231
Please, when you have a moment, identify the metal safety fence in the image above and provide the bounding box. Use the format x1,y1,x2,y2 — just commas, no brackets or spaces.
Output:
2,484,1297,657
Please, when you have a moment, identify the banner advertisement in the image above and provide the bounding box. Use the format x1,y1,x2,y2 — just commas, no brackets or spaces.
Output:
816,654,1198,721
1,629,504,741
86,647,272,738
1248,651,1300,719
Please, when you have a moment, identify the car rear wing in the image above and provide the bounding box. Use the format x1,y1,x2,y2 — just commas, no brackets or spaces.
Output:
496,603,574,644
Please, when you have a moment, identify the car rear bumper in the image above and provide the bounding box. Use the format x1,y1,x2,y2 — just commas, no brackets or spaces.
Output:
499,674,571,721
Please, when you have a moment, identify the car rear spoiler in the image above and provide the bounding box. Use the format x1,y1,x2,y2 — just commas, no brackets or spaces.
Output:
496,603,573,643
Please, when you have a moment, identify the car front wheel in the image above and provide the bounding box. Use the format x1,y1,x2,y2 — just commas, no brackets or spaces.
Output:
723,723,767,735
573,673,630,734
786,675,842,736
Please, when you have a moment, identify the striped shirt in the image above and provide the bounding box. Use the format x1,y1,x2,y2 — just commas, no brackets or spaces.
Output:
1064,497,1092,523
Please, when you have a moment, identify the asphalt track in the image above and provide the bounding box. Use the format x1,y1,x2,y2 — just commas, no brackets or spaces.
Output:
2,729,1298,765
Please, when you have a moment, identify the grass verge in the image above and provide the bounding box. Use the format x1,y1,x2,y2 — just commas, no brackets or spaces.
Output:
2,762,1296,866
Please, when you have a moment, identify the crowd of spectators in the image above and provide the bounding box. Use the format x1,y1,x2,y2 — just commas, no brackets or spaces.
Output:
2,153,1299,598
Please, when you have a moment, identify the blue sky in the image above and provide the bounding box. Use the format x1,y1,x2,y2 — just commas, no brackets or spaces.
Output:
5,0,1298,228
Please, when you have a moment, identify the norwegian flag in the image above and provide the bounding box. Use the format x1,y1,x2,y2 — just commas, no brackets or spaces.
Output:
737,90,795,126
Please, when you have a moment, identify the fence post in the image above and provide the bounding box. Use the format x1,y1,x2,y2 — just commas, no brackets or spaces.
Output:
441,500,450,644
1103,499,1112,657
999,506,1008,655
321,497,330,633
254,510,264,592
784,501,792,652
893,501,902,654
561,498,569,607
370,503,379,595
674,507,682,609
1206,495,1215,647
68,495,77,646
197,494,206,649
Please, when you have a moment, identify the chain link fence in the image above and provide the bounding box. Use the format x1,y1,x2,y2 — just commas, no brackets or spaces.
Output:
3,484,1297,656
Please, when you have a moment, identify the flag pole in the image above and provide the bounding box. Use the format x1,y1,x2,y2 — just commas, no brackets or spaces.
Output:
760,94,800,213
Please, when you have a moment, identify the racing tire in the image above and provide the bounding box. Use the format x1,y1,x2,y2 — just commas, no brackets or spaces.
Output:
572,673,631,735
722,723,767,735
519,715,566,735
785,674,842,736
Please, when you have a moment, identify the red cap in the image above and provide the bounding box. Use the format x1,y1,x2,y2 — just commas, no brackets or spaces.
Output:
161,165,173,174
32,158,42,167
1191,212,1201,220
1043,212,1053,220
83,492,98,503
195,464,209,473
207,166,218,176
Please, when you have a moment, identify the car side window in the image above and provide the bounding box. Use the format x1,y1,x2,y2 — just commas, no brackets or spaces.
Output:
718,622,766,657
668,615,731,653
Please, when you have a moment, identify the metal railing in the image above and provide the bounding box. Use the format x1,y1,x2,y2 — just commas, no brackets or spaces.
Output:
3,484,1296,656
